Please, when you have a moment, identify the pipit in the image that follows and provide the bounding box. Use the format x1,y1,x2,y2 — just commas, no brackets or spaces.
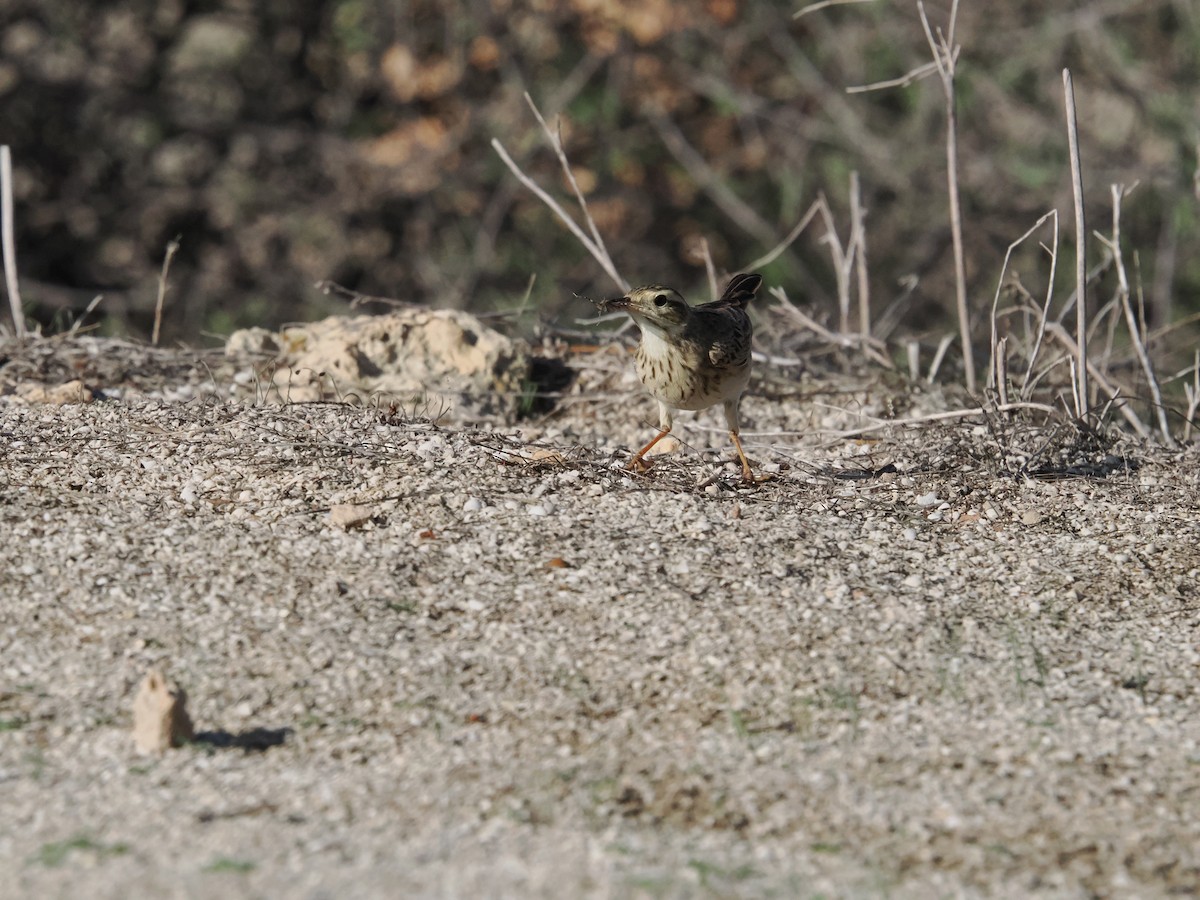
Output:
598,273,765,482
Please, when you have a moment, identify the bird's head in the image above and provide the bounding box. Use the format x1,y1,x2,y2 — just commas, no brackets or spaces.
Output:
600,285,690,336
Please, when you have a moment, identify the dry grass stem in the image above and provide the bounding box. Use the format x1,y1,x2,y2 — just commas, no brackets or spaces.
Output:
699,237,718,301
646,107,775,243
794,0,876,20
850,170,870,336
1045,321,1151,438
919,0,973,393
1097,184,1173,445
1019,213,1060,399
743,197,824,272
1062,69,1089,418
67,295,104,338
1183,350,1199,443
816,192,854,333
927,333,955,383
152,237,181,347
491,97,628,292
768,285,892,368
994,336,1010,406
1,145,26,340
814,400,1059,444
985,210,1057,395
846,58,949,94
522,95,617,281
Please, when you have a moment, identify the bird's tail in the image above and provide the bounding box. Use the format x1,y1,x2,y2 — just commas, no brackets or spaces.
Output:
718,273,763,310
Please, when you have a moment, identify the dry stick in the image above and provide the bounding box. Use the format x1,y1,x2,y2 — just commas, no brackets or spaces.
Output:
743,197,824,271
849,171,870,335
1062,69,1089,419
0,145,26,340
698,237,718,301
1100,184,1173,445
1045,321,1151,438
816,191,854,333
987,210,1056,393
811,400,1059,444
769,285,892,368
490,126,628,293
995,337,1009,405
907,341,920,381
927,334,954,383
1019,213,1060,398
919,0,973,393
67,295,104,338
1184,349,1199,443
152,237,181,347
523,94,616,284
846,59,944,94
794,0,876,20
646,108,776,244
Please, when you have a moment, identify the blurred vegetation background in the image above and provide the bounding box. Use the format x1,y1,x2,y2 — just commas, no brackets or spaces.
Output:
1,0,1197,365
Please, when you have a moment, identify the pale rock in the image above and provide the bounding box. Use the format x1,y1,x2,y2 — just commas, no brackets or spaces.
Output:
132,669,194,754
226,310,530,415
14,380,94,404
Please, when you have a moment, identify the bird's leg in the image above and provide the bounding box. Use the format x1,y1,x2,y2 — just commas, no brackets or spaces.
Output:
628,403,674,472
724,398,770,484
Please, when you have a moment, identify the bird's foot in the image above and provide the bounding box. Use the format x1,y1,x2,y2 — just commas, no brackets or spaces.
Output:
626,455,655,474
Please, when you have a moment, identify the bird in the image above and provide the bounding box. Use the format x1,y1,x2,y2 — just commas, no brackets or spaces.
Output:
597,273,766,482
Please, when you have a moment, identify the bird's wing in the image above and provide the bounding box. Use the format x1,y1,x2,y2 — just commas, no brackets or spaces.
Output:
705,312,753,369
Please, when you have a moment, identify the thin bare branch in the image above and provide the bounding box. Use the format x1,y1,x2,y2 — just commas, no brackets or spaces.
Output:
152,237,181,347
816,192,853,333
770,285,893,368
846,59,942,94
1062,69,1089,418
699,237,718,301
1019,211,1060,398
794,0,875,20
1,145,26,340
743,197,824,272
1100,183,1173,445
523,94,611,275
646,108,776,243
927,333,955,383
919,0,973,393
490,137,628,292
1045,321,1151,438
985,210,1056,393
849,171,870,335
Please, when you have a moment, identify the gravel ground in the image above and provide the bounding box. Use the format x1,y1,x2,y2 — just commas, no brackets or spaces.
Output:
2,338,1200,898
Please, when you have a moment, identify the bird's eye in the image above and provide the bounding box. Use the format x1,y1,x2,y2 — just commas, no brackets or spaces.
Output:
653,294,668,308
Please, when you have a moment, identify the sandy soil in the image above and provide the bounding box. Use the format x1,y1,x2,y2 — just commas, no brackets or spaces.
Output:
2,337,1199,898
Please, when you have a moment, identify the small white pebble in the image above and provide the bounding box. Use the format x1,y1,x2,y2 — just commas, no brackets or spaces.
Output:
463,497,483,512
903,527,918,541
528,505,547,517
916,492,940,507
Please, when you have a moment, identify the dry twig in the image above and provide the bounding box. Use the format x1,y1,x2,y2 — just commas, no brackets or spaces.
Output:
918,0,973,393
1095,183,1173,445
152,237,181,347
1,145,25,340
1062,69,1089,418
491,94,628,292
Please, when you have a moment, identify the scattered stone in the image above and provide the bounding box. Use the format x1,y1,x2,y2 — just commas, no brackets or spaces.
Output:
13,380,94,404
329,504,376,530
132,669,195,755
